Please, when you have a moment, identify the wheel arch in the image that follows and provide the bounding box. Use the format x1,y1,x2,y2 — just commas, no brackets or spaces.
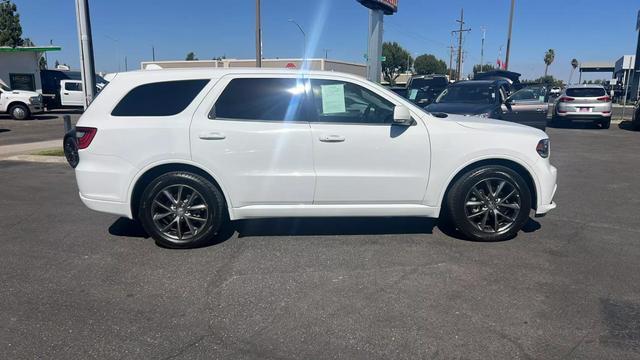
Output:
129,162,233,220
8,101,29,111
438,158,538,216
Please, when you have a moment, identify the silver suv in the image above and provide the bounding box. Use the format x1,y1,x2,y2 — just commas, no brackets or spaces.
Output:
552,85,612,129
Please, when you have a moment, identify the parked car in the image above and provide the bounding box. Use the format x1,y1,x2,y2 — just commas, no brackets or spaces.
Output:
0,82,43,120
63,68,557,248
552,85,612,128
424,80,548,130
406,74,449,106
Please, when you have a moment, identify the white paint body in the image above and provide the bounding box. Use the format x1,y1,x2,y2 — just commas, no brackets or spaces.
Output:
60,80,84,107
0,87,43,114
74,68,557,221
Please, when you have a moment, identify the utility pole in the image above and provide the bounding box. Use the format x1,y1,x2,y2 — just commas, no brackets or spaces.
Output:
74,0,96,108
505,0,515,70
324,48,330,59
124,56,128,72
452,9,471,81
480,26,486,71
448,33,454,80
255,0,262,67
152,46,155,61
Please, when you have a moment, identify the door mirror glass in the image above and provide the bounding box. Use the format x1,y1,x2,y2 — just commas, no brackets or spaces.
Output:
393,105,413,126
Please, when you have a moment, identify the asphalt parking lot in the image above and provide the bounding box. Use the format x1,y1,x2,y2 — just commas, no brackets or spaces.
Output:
1,125,639,359
0,111,81,146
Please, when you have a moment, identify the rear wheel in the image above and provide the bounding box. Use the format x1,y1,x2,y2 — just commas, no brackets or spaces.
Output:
599,118,611,129
9,104,30,120
138,172,225,248
445,165,532,242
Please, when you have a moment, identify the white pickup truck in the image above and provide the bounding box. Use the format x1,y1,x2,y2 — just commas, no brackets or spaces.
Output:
0,82,43,120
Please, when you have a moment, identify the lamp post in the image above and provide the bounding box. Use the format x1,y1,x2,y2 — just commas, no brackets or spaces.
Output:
74,0,96,108
288,19,306,60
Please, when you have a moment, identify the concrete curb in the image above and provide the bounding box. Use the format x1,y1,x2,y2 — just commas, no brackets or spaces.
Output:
0,139,61,157
3,155,66,163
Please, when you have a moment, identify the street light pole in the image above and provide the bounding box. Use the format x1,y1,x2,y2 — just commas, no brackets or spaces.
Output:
74,0,96,108
480,26,486,70
504,0,515,70
288,19,306,60
255,0,262,67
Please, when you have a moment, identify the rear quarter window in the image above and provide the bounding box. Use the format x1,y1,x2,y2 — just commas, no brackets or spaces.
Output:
111,79,209,117
566,88,606,97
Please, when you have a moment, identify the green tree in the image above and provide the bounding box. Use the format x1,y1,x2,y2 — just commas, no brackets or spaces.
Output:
0,0,24,47
185,52,197,61
472,64,496,76
381,42,412,85
413,54,447,75
543,49,555,77
38,56,46,69
22,36,33,46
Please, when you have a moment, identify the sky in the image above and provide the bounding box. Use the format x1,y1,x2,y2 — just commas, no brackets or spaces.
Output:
13,0,640,81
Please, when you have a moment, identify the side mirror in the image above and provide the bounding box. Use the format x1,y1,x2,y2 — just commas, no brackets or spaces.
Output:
393,105,414,126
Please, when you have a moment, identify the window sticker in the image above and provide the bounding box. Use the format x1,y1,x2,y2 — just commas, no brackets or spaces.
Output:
321,84,346,114
409,89,418,100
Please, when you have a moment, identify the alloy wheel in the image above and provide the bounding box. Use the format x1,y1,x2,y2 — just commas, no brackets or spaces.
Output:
151,184,210,243
464,177,521,233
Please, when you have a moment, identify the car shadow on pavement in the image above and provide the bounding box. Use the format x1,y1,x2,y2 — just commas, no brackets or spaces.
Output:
547,120,603,130
108,216,541,247
0,128,9,134
0,115,60,121
618,121,638,132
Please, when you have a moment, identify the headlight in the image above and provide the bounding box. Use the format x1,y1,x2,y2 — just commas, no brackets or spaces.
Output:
536,139,550,158
29,96,40,104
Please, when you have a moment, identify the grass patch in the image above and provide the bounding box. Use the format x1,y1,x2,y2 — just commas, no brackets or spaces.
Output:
32,148,65,157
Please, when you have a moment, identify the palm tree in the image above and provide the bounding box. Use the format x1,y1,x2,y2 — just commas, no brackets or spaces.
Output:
569,58,579,84
544,49,555,77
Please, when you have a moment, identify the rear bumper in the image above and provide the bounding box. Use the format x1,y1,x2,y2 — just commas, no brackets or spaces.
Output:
79,193,132,218
556,112,610,119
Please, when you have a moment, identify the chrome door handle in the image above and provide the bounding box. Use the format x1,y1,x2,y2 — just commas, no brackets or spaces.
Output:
319,135,345,143
198,132,226,140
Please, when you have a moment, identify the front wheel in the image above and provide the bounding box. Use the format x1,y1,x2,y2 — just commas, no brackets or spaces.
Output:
445,165,532,242
138,172,226,248
9,104,30,120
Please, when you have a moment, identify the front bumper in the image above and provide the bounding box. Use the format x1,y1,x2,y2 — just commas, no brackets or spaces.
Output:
534,164,557,216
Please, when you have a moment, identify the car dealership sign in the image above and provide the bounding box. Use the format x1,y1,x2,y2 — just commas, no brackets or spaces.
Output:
357,0,398,15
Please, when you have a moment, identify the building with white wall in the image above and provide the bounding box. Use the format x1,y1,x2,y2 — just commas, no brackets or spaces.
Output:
0,46,61,92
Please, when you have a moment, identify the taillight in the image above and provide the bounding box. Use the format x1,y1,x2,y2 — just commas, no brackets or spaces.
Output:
559,96,575,102
75,127,97,149
597,96,611,102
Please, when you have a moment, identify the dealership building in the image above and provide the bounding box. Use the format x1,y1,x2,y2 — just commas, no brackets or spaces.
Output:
0,46,61,92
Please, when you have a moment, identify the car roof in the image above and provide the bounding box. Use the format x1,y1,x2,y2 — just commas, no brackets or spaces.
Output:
451,80,504,86
565,84,605,89
114,67,367,82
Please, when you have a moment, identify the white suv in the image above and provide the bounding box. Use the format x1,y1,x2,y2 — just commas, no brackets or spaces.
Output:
65,68,557,248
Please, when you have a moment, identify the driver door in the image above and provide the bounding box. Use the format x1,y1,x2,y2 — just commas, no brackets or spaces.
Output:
307,77,430,204
501,86,548,130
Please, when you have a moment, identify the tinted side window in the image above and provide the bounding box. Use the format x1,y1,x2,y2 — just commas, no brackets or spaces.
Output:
309,79,394,124
212,78,306,121
112,79,209,117
65,82,82,91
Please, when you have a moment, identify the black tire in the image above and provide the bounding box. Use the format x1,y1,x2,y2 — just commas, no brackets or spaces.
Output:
9,104,30,120
138,171,226,249
445,165,532,242
599,118,611,129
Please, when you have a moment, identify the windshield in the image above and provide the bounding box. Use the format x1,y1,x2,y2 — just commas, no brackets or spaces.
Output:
436,84,496,104
409,77,448,89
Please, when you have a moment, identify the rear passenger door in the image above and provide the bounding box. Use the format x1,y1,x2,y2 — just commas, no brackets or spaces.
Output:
191,75,315,208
